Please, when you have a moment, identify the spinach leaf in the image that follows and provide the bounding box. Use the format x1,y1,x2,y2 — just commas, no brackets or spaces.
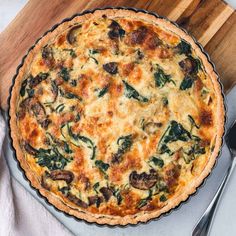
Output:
180,75,196,90
89,49,99,54
188,115,200,130
155,181,169,193
75,113,81,122
64,142,73,154
154,68,175,88
93,182,100,194
95,160,109,171
176,40,191,55
20,79,28,97
78,136,96,160
88,49,99,64
59,67,70,82
70,79,77,87
112,188,123,205
162,121,191,143
66,125,96,160
117,135,133,150
182,137,206,164
137,189,153,209
189,56,202,73
55,104,65,113
60,89,82,101
26,88,35,98
158,121,191,154
149,156,164,168
90,57,98,64
46,131,73,154
63,49,76,58
95,160,110,179
58,186,70,196
122,80,148,102
36,148,71,170
112,135,133,164
159,144,174,155
98,85,109,97
159,194,167,202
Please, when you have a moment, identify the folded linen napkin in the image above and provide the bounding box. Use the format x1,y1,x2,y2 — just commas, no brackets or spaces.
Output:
0,113,73,236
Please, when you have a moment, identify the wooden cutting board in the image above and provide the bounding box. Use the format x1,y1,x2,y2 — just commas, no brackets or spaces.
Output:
0,0,235,111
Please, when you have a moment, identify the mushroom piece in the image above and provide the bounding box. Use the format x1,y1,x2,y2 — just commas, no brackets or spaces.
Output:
66,25,82,44
42,45,55,68
129,169,158,190
30,100,50,127
29,73,49,88
19,98,51,128
99,187,113,201
41,172,51,190
164,163,181,191
67,192,88,208
129,26,148,45
88,195,104,207
179,57,197,74
40,118,52,129
50,170,74,184
108,20,125,40
143,122,162,134
31,101,47,123
23,141,38,156
103,62,118,75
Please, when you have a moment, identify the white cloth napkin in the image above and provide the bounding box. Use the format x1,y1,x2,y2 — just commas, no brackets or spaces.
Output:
0,114,73,236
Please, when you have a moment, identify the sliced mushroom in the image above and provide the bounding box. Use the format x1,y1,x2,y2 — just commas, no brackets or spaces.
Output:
179,57,196,74
67,192,88,208
103,62,118,75
31,101,46,123
17,108,26,120
41,172,51,190
29,73,49,88
108,20,125,40
20,97,31,108
88,195,104,207
99,187,113,201
21,98,50,128
144,32,162,50
40,118,51,129
129,26,148,45
17,98,31,120
50,170,74,184
143,122,162,134
79,175,91,191
51,80,58,98
23,141,38,155
129,169,158,190
66,25,81,44
164,163,181,191
42,45,55,68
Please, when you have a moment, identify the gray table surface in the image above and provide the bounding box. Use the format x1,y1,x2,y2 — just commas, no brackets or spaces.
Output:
1,1,236,235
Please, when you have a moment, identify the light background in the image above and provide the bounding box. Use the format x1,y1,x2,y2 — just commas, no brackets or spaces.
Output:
1,1,236,236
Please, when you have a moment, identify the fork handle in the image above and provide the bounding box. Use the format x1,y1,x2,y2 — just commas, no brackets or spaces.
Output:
192,158,236,236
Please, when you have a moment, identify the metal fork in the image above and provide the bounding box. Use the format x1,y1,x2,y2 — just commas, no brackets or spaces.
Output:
192,121,236,236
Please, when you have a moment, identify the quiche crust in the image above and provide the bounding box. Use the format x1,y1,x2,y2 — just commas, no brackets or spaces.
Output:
9,8,225,225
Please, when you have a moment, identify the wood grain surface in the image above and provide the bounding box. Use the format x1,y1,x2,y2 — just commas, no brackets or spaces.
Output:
0,0,235,110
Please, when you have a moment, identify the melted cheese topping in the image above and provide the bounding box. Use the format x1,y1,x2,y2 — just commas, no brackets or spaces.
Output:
16,16,219,217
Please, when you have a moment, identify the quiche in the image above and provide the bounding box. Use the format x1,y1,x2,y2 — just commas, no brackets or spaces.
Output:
9,8,225,225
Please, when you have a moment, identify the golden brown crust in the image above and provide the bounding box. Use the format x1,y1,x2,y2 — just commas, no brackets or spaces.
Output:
9,8,225,225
